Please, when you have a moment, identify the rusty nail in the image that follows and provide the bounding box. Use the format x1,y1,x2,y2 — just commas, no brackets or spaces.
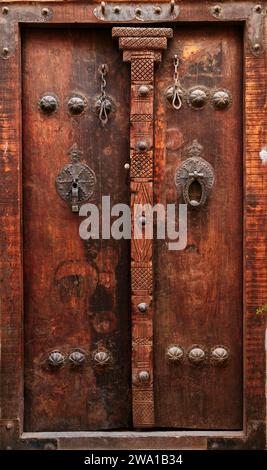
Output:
154,6,162,14
253,43,261,51
213,5,222,15
2,47,9,56
170,0,175,13
6,422,13,430
42,8,49,16
2,6,9,14
254,4,262,13
113,6,121,14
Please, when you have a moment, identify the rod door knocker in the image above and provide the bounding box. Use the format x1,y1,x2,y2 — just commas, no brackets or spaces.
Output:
95,64,112,126
166,55,184,110
175,140,214,207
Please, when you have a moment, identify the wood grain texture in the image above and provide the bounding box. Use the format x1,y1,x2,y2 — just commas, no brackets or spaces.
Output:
22,28,131,431
153,25,243,429
0,22,23,437
243,15,267,443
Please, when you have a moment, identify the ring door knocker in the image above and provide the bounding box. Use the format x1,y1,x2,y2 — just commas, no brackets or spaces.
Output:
55,144,96,212
175,140,215,207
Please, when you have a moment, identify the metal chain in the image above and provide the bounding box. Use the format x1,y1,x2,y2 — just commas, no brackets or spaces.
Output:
172,55,182,110
99,64,109,126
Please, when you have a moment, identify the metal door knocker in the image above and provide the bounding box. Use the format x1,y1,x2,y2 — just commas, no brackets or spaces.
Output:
55,144,96,212
175,140,214,207
166,55,184,110
95,64,113,126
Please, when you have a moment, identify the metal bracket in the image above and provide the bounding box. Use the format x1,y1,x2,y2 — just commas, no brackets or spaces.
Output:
94,2,179,22
247,5,265,56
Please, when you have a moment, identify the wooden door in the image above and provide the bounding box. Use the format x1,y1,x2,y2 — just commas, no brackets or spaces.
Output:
22,28,131,431
22,24,243,432
153,25,243,429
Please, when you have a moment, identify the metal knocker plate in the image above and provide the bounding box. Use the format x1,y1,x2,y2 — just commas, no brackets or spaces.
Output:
175,140,214,207
55,145,96,212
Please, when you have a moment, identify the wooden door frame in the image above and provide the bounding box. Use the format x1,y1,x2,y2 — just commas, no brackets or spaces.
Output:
0,1,266,450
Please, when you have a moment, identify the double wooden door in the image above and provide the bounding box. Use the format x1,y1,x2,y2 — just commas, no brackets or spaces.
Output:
22,24,242,432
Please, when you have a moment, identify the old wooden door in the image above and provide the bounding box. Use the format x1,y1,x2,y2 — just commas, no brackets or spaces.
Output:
1,1,266,450
22,23,242,432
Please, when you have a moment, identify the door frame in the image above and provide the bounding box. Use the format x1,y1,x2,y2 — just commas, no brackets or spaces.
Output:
0,1,266,450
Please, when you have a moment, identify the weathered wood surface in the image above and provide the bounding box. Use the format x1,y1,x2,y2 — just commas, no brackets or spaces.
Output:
22,28,131,431
154,25,243,429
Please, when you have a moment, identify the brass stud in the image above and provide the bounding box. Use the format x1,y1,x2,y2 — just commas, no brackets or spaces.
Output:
2,6,9,14
113,6,121,14
124,163,130,170
135,7,142,15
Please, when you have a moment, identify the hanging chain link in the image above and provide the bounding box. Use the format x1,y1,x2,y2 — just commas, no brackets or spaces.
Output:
172,55,183,110
99,64,109,126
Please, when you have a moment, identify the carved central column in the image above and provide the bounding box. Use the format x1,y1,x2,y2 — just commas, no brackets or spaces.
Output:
113,27,173,427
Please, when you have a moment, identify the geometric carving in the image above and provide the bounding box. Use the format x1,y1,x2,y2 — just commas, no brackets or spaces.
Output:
131,58,154,82
131,152,153,179
132,265,153,292
112,27,173,38
119,37,168,50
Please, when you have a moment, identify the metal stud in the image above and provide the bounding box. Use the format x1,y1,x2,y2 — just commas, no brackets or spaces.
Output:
68,96,86,115
2,6,9,14
47,351,65,368
187,346,207,366
135,7,142,15
154,6,162,14
212,89,232,110
93,349,111,366
210,345,230,366
113,6,121,14
166,346,184,363
138,370,150,383
187,87,209,109
137,141,148,152
69,350,86,366
138,85,150,97
137,302,148,313
124,163,130,170
41,8,50,16
38,94,58,114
